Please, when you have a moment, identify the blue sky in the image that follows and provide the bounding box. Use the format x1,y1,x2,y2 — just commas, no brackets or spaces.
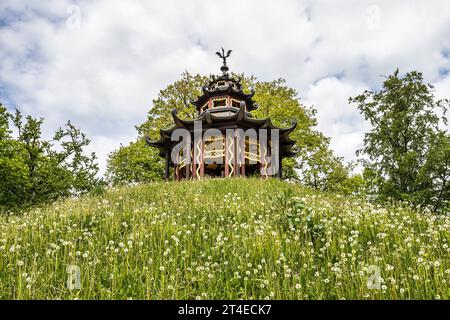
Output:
1,0,449,175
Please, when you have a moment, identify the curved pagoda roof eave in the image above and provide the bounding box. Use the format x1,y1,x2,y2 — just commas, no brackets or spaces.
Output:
190,84,258,111
170,104,298,135
279,121,298,135
145,135,164,148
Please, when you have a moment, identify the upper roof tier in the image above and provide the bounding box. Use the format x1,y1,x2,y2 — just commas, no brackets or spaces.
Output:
190,48,258,113
191,74,258,112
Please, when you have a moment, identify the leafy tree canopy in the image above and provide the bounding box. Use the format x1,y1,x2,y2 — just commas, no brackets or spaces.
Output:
350,69,449,212
0,105,102,212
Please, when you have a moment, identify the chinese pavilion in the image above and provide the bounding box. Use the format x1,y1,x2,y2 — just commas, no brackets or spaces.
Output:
146,48,297,181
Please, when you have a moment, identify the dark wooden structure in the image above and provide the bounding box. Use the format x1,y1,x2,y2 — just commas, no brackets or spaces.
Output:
146,49,297,180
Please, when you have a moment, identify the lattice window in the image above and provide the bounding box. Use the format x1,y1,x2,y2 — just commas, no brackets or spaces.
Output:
204,136,225,164
244,137,260,163
212,97,227,108
231,99,241,108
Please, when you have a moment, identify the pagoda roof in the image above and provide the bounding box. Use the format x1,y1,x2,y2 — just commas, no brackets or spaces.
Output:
146,103,298,158
190,74,258,112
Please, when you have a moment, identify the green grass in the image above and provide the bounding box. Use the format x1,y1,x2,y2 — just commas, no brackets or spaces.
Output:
0,178,448,299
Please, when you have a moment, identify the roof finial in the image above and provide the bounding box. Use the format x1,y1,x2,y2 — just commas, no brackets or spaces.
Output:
216,47,232,76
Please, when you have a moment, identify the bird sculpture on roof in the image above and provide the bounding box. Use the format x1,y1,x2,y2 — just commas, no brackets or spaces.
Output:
216,47,232,75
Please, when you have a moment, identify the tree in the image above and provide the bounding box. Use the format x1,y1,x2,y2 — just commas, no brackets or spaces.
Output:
246,78,335,183
136,72,208,139
350,69,449,212
107,71,357,193
107,72,207,185
0,104,102,211
106,139,164,185
415,132,450,212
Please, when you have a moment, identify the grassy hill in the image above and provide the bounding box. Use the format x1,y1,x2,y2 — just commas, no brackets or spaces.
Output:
0,178,448,299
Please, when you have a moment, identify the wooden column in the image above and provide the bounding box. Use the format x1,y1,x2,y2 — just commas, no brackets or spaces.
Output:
174,153,180,181
239,136,246,177
200,139,204,178
186,163,191,180
233,136,237,177
260,142,268,179
192,146,197,180
235,135,239,177
277,157,283,179
193,138,203,180
259,150,263,179
225,134,229,177
185,143,191,180
164,150,170,181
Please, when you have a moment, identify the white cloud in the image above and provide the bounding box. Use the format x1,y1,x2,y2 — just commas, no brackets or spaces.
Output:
303,77,369,162
434,75,450,100
0,0,449,176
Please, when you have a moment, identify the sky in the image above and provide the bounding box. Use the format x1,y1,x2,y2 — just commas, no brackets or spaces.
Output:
1,0,449,176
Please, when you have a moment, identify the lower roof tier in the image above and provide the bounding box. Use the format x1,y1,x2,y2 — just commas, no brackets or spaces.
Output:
146,103,298,158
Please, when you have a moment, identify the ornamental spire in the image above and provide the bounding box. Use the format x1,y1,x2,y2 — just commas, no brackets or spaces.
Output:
215,47,232,76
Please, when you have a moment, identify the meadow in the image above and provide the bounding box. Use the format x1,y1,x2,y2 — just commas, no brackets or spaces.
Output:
0,178,448,299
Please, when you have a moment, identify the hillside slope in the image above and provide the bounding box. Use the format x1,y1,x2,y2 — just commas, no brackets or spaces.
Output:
0,178,448,299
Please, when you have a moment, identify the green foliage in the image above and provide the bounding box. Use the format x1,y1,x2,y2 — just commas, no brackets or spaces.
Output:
243,77,341,185
137,72,208,139
350,69,449,212
108,72,358,194
415,132,450,211
0,178,448,299
0,104,101,211
106,72,208,185
106,139,164,185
